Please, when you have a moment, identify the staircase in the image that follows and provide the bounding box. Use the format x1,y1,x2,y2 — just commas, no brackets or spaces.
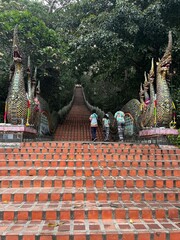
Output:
0,86,180,240
0,142,180,240
54,86,103,141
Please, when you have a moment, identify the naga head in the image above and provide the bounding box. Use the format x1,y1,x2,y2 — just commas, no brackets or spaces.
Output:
36,80,41,95
27,56,31,75
158,31,172,72
13,25,22,63
31,67,37,98
148,58,155,84
32,67,37,86
139,83,144,99
143,72,149,91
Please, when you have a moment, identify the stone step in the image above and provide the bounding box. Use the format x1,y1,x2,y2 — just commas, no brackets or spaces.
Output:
0,166,179,177
0,176,179,188
1,159,179,168
0,141,158,149
0,201,179,221
21,142,177,152
0,218,179,240
1,142,179,154
22,141,158,147
0,152,179,161
0,187,179,202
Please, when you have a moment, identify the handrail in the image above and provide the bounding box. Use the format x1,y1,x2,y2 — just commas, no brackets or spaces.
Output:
58,87,75,123
81,86,105,119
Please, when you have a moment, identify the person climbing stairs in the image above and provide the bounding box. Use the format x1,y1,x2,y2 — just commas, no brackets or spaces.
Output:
54,86,103,141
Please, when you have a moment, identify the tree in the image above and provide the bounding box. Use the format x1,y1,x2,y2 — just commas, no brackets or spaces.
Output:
0,0,179,121
0,0,74,119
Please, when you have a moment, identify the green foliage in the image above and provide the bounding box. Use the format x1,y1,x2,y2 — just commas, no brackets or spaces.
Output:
0,0,179,121
168,129,180,147
0,0,74,114
65,0,180,114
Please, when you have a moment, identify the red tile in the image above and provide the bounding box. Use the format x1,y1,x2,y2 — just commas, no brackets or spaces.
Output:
138,232,150,240
122,233,135,240
60,211,70,220
106,180,114,188
152,232,167,240
39,236,53,240
62,193,72,201
75,193,84,201
74,235,86,240
126,180,134,188
6,236,19,240
98,193,107,201
106,234,119,240
17,211,28,220
2,194,11,202
129,209,139,219
144,193,153,201
74,210,85,219
32,211,42,220
169,232,180,240
46,211,57,220
88,210,99,219
102,210,112,219
168,209,179,219
86,193,96,201
115,209,126,219
14,193,24,202
3,211,14,220
96,180,104,188
142,209,152,219
155,209,166,219
90,234,103,240
22,236,36,240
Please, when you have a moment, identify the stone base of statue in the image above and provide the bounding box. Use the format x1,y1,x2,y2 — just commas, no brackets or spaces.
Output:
139,127,179,144
0,123,37,142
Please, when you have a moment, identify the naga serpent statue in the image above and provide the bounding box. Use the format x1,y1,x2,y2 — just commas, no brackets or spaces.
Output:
5,25,58,136
6,25,27,125
122,31,173,131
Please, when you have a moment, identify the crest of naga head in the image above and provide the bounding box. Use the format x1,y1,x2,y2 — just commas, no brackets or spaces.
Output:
159,31,172,72
13,44,22,63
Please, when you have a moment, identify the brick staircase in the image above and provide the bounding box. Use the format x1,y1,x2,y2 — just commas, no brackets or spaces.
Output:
54,86,103,141
0,86,180,240
0,142,180,240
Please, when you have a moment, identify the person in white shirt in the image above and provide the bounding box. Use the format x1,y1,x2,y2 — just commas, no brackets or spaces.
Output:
89,109,98,141
102,113,110,141
114,110,125,141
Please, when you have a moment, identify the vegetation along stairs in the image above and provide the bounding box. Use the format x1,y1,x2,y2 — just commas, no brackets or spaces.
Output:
0,141,180,240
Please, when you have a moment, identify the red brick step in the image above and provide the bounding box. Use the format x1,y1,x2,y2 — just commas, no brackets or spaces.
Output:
0,200,179,221
0,166,179,177
0,159,180,168
0,187,179,202
0,218,179,240
0,176,179,188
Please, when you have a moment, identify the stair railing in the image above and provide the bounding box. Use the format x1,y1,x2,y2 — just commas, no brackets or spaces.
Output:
81,86,105,120
58,87,75,123
81,86,120,141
